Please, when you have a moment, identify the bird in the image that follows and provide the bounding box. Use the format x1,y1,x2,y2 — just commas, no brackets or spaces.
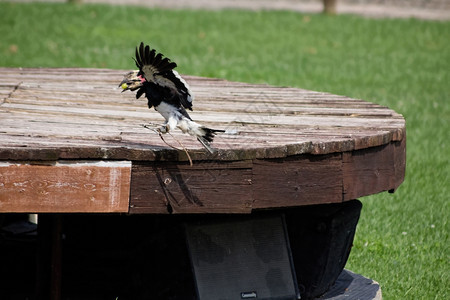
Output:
119,42,223,153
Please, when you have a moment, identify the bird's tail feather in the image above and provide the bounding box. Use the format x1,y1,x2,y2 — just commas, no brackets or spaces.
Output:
197,137,215,154
201,127,225,142
197,127,225,153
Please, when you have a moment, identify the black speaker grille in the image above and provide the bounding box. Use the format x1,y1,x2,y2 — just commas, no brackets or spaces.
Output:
186,215,299,300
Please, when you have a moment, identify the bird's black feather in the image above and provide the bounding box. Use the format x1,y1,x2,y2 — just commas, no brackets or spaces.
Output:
144,45,151,64
201,128,225,143
136,87,145,100
135,42,177,75
154,53,162,66
134,42,192,112
135,47,141,68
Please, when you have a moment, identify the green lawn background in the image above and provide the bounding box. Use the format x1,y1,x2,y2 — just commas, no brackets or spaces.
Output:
1,2,449,299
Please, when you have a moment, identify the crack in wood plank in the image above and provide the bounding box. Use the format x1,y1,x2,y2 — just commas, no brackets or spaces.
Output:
1,81,22,105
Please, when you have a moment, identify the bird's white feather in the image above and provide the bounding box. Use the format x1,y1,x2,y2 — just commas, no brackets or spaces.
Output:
155,102,178,122
173,70,194,103
155,102,205,138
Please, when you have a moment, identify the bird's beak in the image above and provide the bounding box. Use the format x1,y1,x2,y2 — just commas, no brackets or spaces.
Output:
119,79,131,92
119,70,142,92
119,81,129,92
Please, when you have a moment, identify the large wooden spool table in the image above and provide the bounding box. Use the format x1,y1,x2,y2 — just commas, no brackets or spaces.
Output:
0,68,405,299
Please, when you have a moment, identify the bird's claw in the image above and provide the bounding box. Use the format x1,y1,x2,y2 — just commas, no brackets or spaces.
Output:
158,124,170,134
141,123,167,134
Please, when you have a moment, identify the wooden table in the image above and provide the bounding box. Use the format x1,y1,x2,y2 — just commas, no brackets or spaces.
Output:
0,67,405,214
0,68,405,299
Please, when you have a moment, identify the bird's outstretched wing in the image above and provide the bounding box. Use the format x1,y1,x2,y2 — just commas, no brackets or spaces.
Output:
120,42,225,153
134,42,193,110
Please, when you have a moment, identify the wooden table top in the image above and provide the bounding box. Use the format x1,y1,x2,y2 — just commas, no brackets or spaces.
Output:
0,68,406,214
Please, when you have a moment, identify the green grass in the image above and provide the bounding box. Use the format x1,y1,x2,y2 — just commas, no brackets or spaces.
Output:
1,2,449,299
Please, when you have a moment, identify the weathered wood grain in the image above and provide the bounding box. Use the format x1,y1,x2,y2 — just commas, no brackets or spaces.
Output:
343,144,392,200
342,139,406,200
0,161,131,213
252,154,343,208
129,160,253,214
0,68,406,213
127,143,405,213
0,68,405,161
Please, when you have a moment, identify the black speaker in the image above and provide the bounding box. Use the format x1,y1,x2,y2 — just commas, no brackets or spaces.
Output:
285,200,362,299
185,214,300,300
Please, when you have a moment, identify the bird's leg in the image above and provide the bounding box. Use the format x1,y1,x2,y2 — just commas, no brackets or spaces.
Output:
141,122,160,129
141,122,169,133
158,123,170,134
159,117,177,134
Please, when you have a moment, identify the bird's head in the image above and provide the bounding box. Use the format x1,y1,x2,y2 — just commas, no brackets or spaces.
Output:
119,70,146,92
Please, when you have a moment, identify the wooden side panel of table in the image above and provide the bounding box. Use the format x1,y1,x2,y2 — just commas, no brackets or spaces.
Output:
0,161,131,213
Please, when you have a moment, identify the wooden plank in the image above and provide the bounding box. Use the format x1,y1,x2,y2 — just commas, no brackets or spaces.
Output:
129,160,253,214
342,140,406,200
1,101,404,129
0,140,405,214
0,161,131,213
393,135,407,190
128,140,405,213
252,154,343,208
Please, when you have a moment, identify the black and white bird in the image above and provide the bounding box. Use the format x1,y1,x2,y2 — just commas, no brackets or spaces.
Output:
119,42,223,153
